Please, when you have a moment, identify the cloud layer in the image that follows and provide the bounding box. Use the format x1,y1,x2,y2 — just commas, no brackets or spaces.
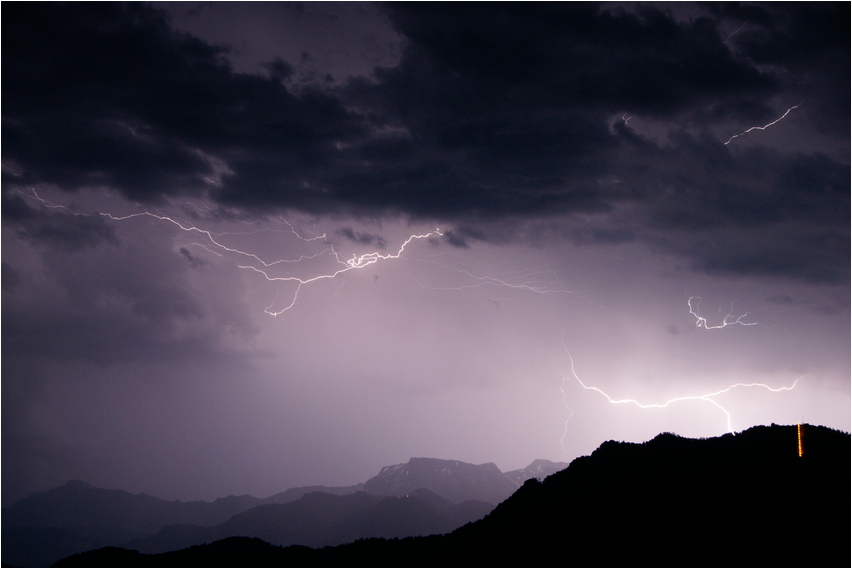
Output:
3,2,848,282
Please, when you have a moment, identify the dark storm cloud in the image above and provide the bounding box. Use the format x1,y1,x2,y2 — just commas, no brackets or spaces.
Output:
337,227,388,249
2,2,365,205
2,237,258,367
376,3,775,118
712,2,851,135
179,246,209,268
611,126,850,282
2,2,848,283
2,193,118,251
440,229,472,249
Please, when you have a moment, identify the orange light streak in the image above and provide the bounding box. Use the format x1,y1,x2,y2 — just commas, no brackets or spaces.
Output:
797,422,803,457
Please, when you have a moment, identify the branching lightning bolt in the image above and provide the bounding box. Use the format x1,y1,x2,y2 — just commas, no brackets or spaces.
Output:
100,207,442,316
559,342,803,440
18,188,443,314
723,103,802,145
18,188,587,315
687,296,760,329
241,229,443,315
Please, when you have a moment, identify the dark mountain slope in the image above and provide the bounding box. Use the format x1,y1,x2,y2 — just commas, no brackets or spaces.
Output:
452,423,850,567
56,424,850,568
267,484,364,504
123,489,493,554
3,481,266,542
1,481,268,567
5,455,513,566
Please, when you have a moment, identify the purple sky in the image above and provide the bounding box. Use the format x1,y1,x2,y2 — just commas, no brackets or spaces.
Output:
2,2,849,504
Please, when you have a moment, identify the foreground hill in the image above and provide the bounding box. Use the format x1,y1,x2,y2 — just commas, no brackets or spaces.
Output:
56,424,850,568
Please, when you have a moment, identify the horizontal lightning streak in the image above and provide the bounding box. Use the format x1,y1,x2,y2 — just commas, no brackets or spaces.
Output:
560,343,803,434
19,188,404,314
19,189,597,315
688,296,760,329
21,188,441,315
19,188,593,315
405,260,583,298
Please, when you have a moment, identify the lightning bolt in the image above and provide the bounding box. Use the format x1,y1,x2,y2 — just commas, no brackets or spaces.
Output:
406,261,585,300
559,343,803,434
723,23,745,45
18,188,440,314
687,296,760,330
242,229,443,316
17,188,586,315
724,103,802,145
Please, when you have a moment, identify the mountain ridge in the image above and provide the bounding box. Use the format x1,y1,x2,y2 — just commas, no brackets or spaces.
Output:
3,456,558,567
362,457,519,505
53,424,852,568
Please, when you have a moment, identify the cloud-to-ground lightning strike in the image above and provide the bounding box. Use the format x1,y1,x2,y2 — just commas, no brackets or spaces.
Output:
559,343,803,439
687,296,760,329
723,103,802,145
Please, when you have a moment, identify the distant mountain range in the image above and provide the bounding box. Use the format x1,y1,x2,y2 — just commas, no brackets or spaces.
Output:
124,488,493,555
2,456,565,567
363,457,519,505
52,424,852,568
503,458,568,486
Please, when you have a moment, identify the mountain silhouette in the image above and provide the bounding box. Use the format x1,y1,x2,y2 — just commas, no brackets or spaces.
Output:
1,481,268,567
123,488,492,554
266,484,365,504
363,457,519,504
4,457,544,566
54,424,851,568
503,458,568,485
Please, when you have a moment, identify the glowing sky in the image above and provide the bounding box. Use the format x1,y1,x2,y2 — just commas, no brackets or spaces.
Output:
2,2,849,504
